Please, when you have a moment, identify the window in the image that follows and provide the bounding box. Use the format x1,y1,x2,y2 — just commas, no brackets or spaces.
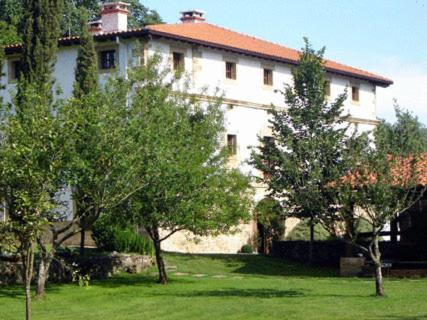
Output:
99,50,116,70
325,80,331,97
131,48,144,67
9,60,22,81
172,52,185,72
263,68,273,86
351,85,359,102
227,134,237,155
263,136,274,146
225,61,236,80
262,136,274,180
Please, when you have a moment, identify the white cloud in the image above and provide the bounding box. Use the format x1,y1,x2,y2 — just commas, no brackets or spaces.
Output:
373,59,427,125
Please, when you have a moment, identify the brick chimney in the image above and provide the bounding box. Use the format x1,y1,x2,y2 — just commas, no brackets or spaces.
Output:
180,10,205,23
101,2,130,33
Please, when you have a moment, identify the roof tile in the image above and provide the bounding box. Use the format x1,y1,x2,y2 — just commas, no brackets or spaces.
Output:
147,22,393,86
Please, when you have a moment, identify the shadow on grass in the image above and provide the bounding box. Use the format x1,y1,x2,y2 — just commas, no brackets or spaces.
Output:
150,288,306,299
0,284,60,300
377,316,427,320
0,286,24,299
92,273,196,289
165,252,337,278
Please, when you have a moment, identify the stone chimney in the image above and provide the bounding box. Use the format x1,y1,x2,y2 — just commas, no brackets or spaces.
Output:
101,2,130,33
180,10,205,23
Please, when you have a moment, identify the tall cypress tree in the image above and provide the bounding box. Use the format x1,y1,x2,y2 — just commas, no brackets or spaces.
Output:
19,0,62,102
73,7,98,98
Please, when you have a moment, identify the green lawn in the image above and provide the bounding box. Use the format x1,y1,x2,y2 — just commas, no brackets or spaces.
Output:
1,253,427,320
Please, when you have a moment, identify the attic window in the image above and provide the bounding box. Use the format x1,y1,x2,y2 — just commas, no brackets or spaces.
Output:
263,69,273,86
173,52,185,71
99,50,116,70
352,85,359,102
225,61,236,80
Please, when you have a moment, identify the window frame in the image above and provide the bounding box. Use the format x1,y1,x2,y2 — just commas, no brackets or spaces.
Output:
227,134,237,156
225,61,237,80
8,58,22,83
351,85,360,103
263,68,273,86
98,49,117,71
325,80,331,98
172,51,185,72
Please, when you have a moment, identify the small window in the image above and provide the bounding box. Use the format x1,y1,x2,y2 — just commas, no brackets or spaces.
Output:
263,69,273,86
172,52,185,72
227,134,237,155
352,85,359,102
263,136,274,146
99,50,116,70
325,80,331,97
225,61,236,80
131,48,144,67
9,60,22,81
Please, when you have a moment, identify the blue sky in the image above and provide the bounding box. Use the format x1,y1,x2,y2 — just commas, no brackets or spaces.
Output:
142,0,427,124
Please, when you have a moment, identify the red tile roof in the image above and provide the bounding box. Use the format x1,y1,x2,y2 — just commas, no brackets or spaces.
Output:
147,22,393,87
340,154,427,187
4,22,392,86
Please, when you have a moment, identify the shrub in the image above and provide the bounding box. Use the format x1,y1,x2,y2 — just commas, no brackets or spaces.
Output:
92,217,154,256
285,220,331,241
240,244,254,254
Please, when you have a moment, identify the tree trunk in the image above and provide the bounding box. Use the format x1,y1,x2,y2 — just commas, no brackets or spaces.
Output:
152,226,167,284
369,235,385,297
36,250,53,298
21,242,35,320
308,217,314,265
80,227,85,256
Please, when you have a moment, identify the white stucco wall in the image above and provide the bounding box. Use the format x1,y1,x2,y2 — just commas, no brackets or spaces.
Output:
0,34,383,253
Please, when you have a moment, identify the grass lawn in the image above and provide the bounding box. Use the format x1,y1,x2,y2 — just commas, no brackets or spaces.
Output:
1,253,427,320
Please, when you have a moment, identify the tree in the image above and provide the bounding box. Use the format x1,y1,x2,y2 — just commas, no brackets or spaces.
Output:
0,85,66,320
123,57,252,284
332,107,426,297
379,104,427,154
19,0,62,103
0,1,63,318
73,7,98,98
250,38,349,264
33,6,100,298
126,0,163,27
72,6,99,256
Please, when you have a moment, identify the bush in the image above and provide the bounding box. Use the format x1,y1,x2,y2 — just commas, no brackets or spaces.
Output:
92,217,154,256
285,220,331,241
240,244,254,254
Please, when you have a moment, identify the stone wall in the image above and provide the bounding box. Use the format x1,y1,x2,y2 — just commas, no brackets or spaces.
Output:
161,222,257,254
0,252,153,285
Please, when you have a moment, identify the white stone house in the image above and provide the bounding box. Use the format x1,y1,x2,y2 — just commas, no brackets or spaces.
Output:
0,3,393,253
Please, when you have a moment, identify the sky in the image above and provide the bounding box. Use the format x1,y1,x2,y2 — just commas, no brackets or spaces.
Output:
142,0,427,125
